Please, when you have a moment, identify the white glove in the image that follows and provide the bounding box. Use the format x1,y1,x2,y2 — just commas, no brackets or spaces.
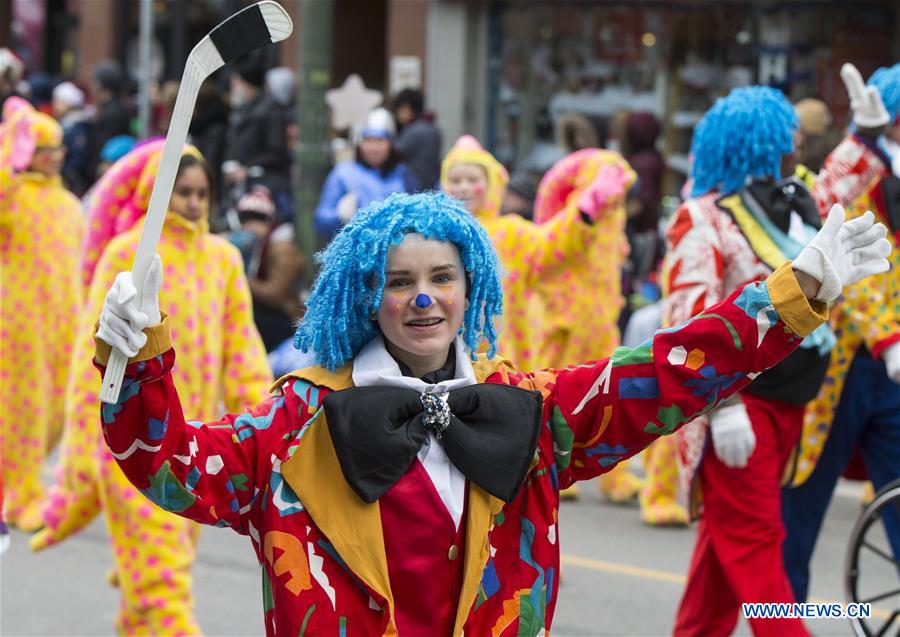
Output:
841,63,890,129
792,204,891,302
96,254,163,358
884,342,900,385
709,403,756,469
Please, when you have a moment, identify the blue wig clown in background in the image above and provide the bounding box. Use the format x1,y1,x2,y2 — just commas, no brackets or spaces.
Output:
658,85,837,636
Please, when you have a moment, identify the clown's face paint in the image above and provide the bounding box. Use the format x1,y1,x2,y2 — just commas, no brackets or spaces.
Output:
445,163,489,214
378,233,467,377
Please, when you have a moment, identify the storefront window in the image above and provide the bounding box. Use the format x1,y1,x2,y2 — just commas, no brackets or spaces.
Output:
488,1,897,197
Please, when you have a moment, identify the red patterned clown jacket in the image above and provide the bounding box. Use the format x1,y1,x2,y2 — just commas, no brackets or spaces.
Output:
96,264,825,636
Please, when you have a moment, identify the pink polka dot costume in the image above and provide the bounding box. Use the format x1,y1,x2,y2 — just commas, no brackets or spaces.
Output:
33,142,273,635
0,97,84,531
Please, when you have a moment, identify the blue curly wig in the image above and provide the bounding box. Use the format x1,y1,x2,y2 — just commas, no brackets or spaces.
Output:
295,192,504,370
868,63,900,124
690,86,798,198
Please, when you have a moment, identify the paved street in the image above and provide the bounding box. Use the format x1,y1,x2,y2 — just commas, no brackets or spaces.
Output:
1,475,892,636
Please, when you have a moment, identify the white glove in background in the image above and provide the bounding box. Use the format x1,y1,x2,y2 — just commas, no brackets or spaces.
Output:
841,63,890,129
710,403,757,469
96,254,163,358
884,342,900,385
792,204,891,302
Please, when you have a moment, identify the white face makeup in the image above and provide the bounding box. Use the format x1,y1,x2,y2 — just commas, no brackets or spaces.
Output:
377,234,467,377
445,163,489,214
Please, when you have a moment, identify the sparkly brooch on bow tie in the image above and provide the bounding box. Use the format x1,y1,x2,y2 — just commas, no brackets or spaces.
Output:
420,392,452,439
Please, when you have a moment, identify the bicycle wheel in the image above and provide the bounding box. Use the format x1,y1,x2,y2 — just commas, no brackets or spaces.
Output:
845,478,900,637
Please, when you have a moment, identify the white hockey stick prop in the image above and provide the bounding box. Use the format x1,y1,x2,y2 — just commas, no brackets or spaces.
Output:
100,1,292,403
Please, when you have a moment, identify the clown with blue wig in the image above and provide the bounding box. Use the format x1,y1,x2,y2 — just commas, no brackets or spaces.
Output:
92,183,889,634
658,84,890,636
781,62,900,605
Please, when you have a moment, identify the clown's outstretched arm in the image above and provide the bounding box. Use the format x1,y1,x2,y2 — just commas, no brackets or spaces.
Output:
523,204,891,486
518,160,636,283
93,255,297,535
813,63,891,214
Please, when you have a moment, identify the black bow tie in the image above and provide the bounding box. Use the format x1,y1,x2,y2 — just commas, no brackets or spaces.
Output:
745,177,820,234
323,384,543,504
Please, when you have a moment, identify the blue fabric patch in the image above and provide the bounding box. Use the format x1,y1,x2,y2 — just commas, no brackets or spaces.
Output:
618,377,660,399
482,559,501,597
147,411,168,441
734,282,773,321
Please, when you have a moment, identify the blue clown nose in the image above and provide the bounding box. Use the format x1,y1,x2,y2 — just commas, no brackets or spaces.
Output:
415,294,433,308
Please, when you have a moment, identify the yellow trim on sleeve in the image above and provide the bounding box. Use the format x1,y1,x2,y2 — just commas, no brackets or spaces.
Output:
94,313,172,365
767,264,828,337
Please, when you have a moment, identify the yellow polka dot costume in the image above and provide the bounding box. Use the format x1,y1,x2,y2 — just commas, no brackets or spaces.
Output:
0,98,84,531
532,149,642,504
440,136,605,370
33,142,273,635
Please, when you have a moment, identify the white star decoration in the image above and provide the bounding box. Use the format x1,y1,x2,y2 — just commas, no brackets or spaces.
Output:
325,74,383,131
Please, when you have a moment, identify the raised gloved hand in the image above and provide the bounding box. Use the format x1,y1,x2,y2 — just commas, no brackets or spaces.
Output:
576,161,636,220
884,342,900,385
841,63,890,130
792,204,891,302
709,402,756,469
96,254,163,358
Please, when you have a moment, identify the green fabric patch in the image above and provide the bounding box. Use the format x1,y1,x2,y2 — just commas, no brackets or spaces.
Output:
611,343,653,366
141,461,196,513
551,406,574,471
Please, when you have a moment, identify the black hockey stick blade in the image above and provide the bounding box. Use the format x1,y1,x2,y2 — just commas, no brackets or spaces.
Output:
209,1,293,63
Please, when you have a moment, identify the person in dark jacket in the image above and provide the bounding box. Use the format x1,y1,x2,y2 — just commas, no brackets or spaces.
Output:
222,56,292,219
90,60,132,173
622,111,663,234
391,88,441,191
52,81,95,196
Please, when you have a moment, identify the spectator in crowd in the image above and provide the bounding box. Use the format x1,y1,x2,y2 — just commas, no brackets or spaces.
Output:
391,88,441,190
222,54,292,219
501,170,538,221
90,60,132,172
794,98,842,174
622,112,663,234
188,79,229,195
52,80,94,196
229,186,306,351
0,48,25,110
314,107,416,237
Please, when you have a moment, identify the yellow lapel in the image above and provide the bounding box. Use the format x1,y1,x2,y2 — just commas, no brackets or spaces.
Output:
279,354,515,637
717,194,788,272
279,364,399,635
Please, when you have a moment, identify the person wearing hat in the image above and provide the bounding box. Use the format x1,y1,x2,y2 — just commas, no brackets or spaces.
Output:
314,106,417,238
793,98,842,174
222,55,292,218
0,97,84,531
231,185,306,351
52,80,94,195
88,181,890,635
